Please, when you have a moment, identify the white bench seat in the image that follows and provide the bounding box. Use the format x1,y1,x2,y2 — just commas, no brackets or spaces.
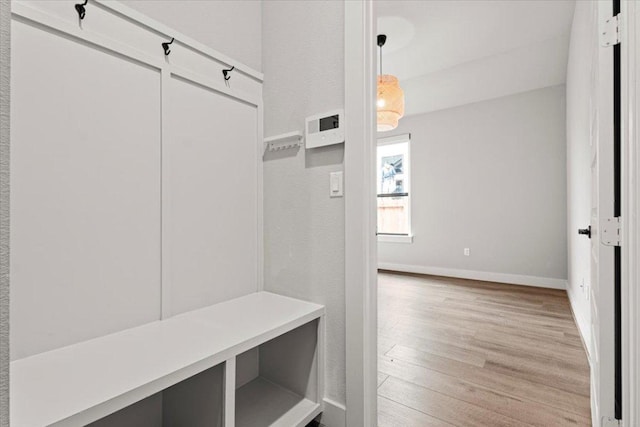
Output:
11,292,324,427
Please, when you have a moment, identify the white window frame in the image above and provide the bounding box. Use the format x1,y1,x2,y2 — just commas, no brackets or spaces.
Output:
376,133,413,243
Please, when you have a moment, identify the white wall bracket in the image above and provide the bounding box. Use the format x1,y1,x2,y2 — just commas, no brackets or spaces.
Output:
602,217,621,247
600,14,621,47
264,131,304,152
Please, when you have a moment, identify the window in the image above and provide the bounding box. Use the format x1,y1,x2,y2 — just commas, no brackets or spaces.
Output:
377,134,412,242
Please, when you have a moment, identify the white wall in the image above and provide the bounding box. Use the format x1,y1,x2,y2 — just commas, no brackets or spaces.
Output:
566,0,598,353
124,0,262,72
378,86,568,287
262,0,346,414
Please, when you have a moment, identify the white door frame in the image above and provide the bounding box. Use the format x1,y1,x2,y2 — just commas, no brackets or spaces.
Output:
621,1,640,425
0,0,9,425
344,1,377,426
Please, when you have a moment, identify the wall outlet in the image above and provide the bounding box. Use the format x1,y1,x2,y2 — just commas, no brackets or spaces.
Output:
464,248,470,256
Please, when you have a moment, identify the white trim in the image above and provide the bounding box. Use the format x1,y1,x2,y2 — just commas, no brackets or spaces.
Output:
377,263,568,290
11,2,261,109
568,291,593,362
592,2,618,423
160,68,171,319
11,1,265,319
94,0,263,82
376,135,412,237
377,234,413,243
256,102,264,292
11,2,163,70
344,1,377,426
169,68,261,108
224,357,236,427
319,398,346,427
317,316,326,413
377,133,410,146
620,1,639,425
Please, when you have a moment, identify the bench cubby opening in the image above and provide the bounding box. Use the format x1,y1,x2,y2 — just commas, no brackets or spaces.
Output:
235,319,322,427
88,363,226,427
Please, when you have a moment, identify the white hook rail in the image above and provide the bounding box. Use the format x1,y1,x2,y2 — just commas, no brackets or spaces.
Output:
264,131,304,152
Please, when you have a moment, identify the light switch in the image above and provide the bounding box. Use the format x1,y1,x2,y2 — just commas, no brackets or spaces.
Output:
330,171,343,197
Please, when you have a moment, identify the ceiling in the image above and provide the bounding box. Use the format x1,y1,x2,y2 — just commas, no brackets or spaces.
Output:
377,0,576,116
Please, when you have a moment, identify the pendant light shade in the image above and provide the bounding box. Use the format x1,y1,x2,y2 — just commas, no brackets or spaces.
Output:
377,34,404,132
377,75,405,132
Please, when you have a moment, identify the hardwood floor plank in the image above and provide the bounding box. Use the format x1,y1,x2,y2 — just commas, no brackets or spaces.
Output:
378,335,396,356
483,353,590,396
379,329,487,367
378,372,389,388
378,396,454,427
378,272,592,424
470,331,589,369
378,376,529,427
379,356,591,426
386,345,591,416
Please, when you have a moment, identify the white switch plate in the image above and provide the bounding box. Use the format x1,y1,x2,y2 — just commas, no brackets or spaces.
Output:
464,248,470,256
330,171,343,197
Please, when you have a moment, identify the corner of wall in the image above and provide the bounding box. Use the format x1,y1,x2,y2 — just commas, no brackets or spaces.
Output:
261,0,346,409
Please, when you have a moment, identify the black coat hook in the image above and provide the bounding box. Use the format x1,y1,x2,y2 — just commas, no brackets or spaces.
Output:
162,38,174,56
222,66,235,87
75,0,88,20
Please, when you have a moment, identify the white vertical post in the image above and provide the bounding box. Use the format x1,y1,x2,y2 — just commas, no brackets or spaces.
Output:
345,1,377,426
160,68,172,320
256,102,264,292
317,315,326,408
224,356,236,427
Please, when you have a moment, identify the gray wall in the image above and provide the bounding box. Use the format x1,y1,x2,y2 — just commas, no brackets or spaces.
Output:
0,0,9,424
262,0,346,407
566,1,597,350
125,0,262,72
378,86,568,283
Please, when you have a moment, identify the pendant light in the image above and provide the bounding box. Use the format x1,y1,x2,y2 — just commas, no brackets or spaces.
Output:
377,34,405,132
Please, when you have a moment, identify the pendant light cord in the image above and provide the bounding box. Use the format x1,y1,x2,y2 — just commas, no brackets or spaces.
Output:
377,34,387,77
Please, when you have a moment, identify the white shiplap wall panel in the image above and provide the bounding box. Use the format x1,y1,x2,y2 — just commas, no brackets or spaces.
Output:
10,19,162,359
165,76,258,316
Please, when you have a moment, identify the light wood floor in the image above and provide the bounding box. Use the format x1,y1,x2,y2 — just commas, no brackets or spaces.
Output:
377,271,591,427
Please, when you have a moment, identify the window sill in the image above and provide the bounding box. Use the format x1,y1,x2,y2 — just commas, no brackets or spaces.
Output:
377,234,413,243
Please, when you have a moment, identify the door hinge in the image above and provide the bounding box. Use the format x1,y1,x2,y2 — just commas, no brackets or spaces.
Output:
601,14,621,47
602,217,621,247
602,416,621,427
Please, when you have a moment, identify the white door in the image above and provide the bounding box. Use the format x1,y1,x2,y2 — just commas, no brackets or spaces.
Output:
590,1,619,425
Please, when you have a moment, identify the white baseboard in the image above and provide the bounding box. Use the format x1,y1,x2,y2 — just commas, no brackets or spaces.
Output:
318,398,346,427
566,286,592,363
378,262,567,290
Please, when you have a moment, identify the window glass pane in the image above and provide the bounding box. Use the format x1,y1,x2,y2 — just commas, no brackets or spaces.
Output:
376,138,410,235
377,142,408,195
377,195,409,234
